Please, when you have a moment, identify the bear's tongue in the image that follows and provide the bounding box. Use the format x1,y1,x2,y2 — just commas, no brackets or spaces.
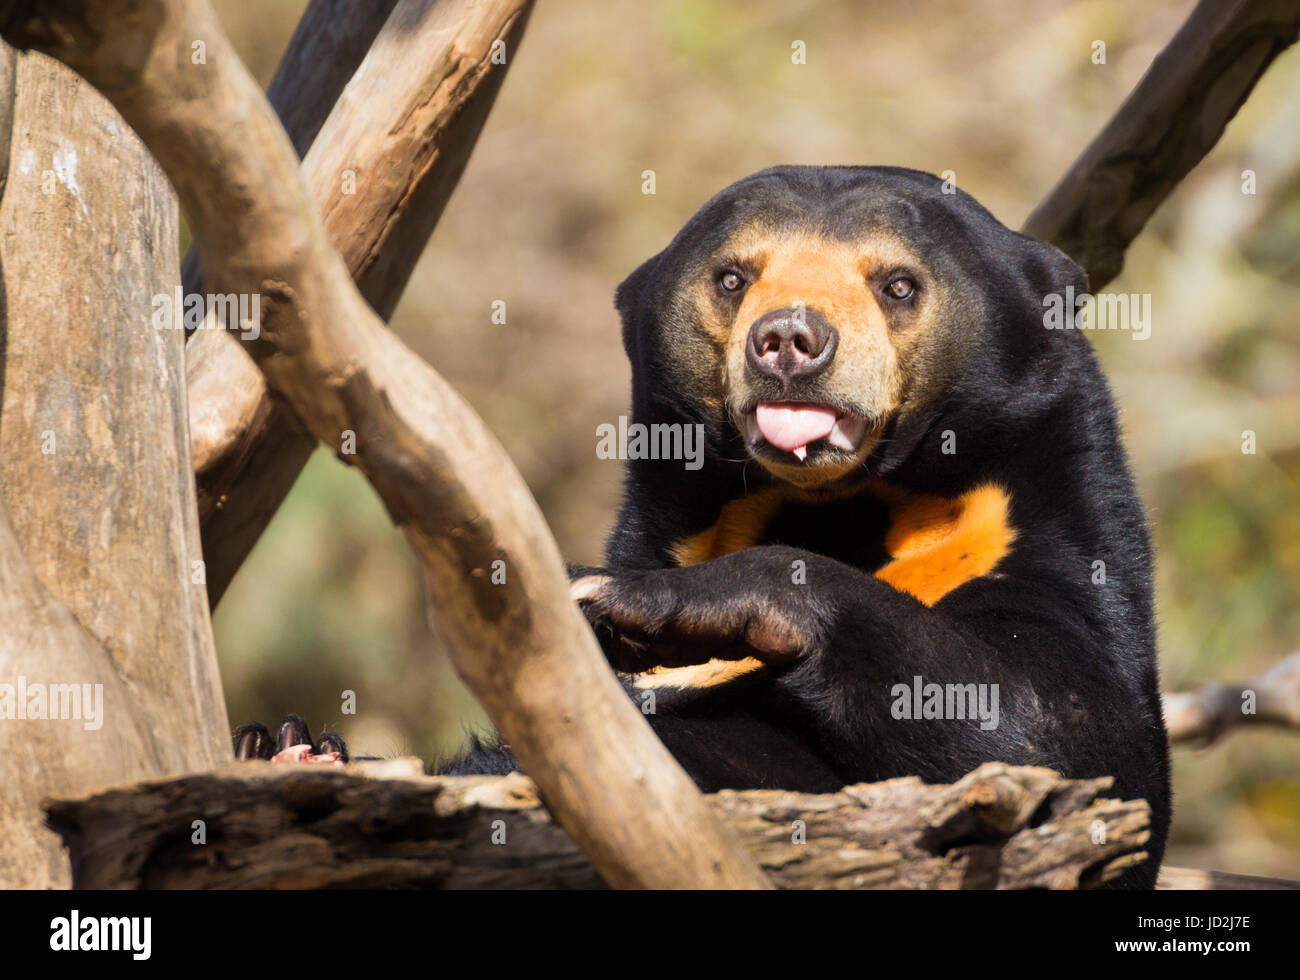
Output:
755,403,838,461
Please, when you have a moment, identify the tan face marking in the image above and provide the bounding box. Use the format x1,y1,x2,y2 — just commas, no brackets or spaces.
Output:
725,233,900,414
689,226,945,487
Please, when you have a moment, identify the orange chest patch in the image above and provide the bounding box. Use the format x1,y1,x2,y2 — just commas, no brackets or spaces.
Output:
655,482,1015,691
873,483,1016,606
669,490,785,567
670,482,1016,606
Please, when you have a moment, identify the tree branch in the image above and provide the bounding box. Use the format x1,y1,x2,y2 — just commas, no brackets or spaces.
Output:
1022,0,1300,289
189,0,532,604
0,0,768,889
45,762,1151,890
186,0,398,599
1163,650,1300,744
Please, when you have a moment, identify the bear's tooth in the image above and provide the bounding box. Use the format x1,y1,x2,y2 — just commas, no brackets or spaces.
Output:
828,415,866,451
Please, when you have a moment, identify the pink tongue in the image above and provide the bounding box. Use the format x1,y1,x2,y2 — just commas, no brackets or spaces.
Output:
755,403,837,458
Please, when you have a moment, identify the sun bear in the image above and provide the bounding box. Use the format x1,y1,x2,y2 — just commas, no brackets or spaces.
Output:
238,165,1171,889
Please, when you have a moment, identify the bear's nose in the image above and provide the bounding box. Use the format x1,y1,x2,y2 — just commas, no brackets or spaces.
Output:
746,307,838,383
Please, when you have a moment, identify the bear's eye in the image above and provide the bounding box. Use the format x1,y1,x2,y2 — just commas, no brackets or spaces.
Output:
885,277,916,301
718,270,746,293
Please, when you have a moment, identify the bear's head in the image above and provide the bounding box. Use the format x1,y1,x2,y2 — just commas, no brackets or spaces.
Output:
615,166,1089,489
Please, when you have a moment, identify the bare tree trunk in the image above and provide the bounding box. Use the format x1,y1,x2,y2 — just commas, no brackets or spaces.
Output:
0,49,227,886
263,0,401,160
187,0,402,602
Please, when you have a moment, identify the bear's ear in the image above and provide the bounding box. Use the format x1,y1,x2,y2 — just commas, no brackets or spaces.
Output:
613,252,663,363
1014,233,1089,305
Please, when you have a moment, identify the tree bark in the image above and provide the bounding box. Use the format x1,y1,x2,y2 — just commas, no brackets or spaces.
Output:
264,0,401,160
190,0,531,605
0,48,227,887
45,762,1152,890
0,0,769,890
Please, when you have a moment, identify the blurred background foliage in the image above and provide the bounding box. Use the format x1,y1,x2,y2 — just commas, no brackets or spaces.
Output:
208,0,1299,876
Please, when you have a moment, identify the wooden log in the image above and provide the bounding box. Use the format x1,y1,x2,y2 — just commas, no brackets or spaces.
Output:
44,762,1151,890
0,48,228,886
181,0,399,299
1023,0,1300,289
190,0,532,605
0,0,768,890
